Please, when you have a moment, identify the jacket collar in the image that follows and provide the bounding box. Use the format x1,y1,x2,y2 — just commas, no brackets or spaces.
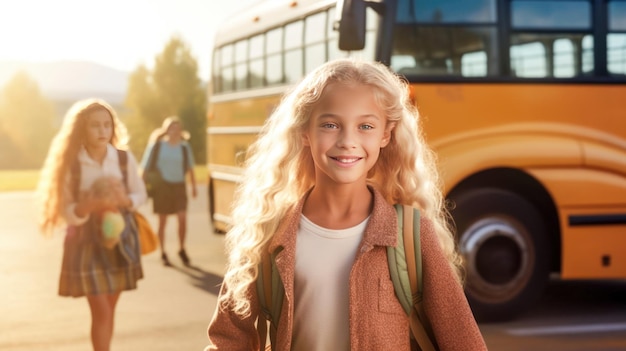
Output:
267,186,398,255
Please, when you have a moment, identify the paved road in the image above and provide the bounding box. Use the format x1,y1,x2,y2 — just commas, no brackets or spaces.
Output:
481,278,626,351
0,187,225,351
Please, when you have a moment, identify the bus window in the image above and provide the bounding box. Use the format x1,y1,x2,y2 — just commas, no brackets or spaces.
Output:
392,0,498,77
285,20,304,83
327,6,343,61
582,35,594,73
553,39,576,78
305,11,327,73
235,40,248,90
220,44,234,92
266,27,284,86
510,0,593,78
461,51,487,76
392,26,498,76
511,1,591,30
510,34,594,78
608,34,626,74
408,0,496,23
510,41,546,77
249,34,265,88
608,0,626,75
609,0,626,31
391,55,416,72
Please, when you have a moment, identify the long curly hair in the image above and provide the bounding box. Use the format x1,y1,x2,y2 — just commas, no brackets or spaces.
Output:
36,98,129,235
219,58,462,316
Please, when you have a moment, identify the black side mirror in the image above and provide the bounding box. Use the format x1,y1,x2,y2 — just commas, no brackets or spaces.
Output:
336,0,367,51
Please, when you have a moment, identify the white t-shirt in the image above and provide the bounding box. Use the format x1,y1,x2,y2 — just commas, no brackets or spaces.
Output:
292,214,369,351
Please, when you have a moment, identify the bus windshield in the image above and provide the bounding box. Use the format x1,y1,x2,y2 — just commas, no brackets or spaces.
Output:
391,0,499,77
390,0,626,79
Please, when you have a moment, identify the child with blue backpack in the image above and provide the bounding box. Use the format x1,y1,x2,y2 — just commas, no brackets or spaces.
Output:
140,116,197,266
206,59,486,350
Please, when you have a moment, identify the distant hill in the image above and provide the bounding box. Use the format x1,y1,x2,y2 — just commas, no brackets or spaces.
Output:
0,60,128,104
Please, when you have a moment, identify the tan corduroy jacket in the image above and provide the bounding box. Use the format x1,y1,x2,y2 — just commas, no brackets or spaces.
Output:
206,188,487,351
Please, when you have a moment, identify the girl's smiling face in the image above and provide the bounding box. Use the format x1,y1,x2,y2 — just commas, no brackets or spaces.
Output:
84,109,113,149
303,83,393,187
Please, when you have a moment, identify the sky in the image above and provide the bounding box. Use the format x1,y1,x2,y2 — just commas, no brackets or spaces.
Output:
0,0,259,79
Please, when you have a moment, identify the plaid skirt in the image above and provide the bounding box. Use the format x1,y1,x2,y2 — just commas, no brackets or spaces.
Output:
59,210,143,297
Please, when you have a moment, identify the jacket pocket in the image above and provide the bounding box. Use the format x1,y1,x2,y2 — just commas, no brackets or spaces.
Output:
378,277,405,315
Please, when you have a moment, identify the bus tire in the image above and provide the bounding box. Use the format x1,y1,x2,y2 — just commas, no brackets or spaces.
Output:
449,188,550,322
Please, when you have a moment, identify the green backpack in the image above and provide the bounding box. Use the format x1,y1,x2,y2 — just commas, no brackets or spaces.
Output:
256,204,437,351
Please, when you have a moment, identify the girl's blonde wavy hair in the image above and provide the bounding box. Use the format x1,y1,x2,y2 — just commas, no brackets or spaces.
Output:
220,58,462,317
37,98,129,235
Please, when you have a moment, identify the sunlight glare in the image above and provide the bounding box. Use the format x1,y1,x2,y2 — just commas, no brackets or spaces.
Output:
0,0,172,70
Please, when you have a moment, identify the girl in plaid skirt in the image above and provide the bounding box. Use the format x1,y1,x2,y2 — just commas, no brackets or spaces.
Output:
37,99,147,351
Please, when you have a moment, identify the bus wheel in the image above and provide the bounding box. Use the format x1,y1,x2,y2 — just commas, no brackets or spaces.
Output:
450,188,550,322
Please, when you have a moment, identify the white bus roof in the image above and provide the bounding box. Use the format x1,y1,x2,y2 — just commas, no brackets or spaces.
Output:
214,0,338,46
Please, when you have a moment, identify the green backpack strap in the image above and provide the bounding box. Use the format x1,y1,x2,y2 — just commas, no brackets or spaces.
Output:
388,204,421,314
388,204,437,351
256,251,283,351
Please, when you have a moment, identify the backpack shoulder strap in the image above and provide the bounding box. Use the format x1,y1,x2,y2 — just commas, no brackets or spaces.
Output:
116,149,129,188
388,204,419,314
147,140,161,171
388,204,437,351
181,143,189,173
256,251,283,351
257,253,271,350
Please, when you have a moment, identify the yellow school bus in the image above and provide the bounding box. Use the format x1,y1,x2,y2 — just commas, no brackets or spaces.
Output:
207,0,626,321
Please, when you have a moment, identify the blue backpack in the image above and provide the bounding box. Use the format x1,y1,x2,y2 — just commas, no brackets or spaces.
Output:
256,204,437,350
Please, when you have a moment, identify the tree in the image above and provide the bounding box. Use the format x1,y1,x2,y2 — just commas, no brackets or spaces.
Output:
0,71,56,169
125,65,161,155
125,36,207,163
0,129,22,169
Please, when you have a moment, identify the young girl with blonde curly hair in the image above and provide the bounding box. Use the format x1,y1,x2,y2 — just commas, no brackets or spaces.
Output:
206,59,486,350
37,98,147,351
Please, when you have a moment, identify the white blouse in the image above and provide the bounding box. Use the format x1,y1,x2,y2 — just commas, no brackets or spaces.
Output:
63,144,147,226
